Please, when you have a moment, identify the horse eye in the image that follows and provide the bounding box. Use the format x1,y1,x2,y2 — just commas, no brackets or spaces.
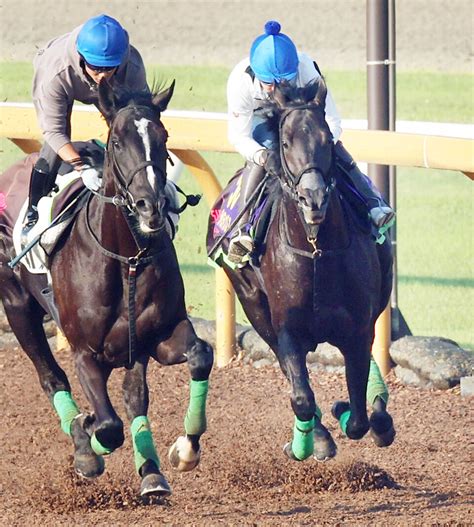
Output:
112,139,121,149
282,141,289,149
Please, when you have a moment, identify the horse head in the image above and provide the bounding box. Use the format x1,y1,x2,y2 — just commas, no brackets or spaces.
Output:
270,79,335,227
98,80,175,234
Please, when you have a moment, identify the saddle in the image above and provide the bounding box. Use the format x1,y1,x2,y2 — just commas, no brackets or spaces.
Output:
3,141,105,274
207,164,373,269
206,169,280,268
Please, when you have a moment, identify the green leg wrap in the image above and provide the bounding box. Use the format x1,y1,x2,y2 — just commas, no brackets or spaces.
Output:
338,409,351,435
184,379,209,436
91,433,113,456
131,416,160,474
315,404,322,421
367,359,389,406
53,391,80,436
291,417,315,460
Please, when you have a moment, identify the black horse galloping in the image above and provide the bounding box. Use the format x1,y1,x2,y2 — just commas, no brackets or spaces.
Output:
209,79,395,461
0,80,213,497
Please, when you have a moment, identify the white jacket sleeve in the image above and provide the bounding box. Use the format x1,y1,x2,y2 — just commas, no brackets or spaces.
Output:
227,63,267,164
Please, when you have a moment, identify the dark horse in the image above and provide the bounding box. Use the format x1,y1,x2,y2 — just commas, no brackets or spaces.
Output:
0,80,213,497
210,79,395,461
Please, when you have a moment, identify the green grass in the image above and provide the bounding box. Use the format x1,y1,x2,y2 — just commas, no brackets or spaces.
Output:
0,62,472,350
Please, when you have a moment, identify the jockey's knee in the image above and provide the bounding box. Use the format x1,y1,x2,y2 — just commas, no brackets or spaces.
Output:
187,339,213,381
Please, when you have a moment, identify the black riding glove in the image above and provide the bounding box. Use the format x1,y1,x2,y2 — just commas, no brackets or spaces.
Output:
262,149,281,177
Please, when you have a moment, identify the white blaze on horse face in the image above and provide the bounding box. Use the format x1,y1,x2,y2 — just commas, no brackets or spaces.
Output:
134,118,157,190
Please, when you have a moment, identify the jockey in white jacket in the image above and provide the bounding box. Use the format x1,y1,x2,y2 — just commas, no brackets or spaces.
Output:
226,20,394,264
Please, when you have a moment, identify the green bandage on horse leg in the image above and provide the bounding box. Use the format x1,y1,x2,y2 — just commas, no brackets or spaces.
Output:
91,433,113,456
53,391,80,436
314,404,322,421
291,416,315,460
338,409,351,435
130,416,160,474
184,379,209,436
367,359,389,406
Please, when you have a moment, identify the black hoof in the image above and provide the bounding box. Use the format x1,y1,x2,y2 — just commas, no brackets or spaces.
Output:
370,411,396,447
71,415,105,479
74,453,105,479
283,442,301,461
313,426,337,462
140,472,172,498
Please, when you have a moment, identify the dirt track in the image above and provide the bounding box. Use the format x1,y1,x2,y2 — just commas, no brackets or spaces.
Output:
0,338,472,526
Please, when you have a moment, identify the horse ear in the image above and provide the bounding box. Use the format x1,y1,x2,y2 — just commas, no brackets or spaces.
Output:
98,80,117,124
152,80,175,112
272,83,288,109
314,78,328,109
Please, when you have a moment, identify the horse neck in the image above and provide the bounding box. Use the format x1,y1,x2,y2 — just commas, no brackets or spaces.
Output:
88,178,152,259
281,191,350,252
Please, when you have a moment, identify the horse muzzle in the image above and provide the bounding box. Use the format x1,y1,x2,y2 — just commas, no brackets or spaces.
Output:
135,196,168,233
297,172,331,225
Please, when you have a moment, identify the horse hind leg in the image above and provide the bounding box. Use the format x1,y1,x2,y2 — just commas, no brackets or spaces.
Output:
0,278,103,476
367,359,396,447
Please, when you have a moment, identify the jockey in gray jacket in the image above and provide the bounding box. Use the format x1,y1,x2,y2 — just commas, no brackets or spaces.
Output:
23,14,150,234
226,21,395,264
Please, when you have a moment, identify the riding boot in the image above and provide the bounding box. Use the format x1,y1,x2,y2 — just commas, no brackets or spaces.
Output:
334,141,395,228
22,161,52,236
227,162,266,264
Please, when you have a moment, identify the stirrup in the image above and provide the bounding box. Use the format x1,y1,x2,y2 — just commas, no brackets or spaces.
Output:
369,206,395,229
21,208,39,238
227,230,254,264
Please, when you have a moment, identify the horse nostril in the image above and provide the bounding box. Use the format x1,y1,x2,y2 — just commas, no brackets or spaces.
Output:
136,199,147,211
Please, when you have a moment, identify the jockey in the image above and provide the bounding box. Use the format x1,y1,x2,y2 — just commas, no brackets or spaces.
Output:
23,14,150,236
226,20,395,263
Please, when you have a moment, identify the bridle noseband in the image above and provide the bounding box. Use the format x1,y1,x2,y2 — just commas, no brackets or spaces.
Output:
95,105,169,216
278,104,336,199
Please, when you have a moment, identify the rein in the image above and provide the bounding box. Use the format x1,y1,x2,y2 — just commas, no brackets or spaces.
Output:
85,104,169,367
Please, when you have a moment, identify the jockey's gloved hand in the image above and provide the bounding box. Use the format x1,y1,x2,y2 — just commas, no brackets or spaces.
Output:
80,166,102,191
262,149,281,177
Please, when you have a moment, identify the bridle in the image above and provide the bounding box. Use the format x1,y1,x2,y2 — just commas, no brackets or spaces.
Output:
277,103,341,257
278,104,336,198
93,105,169,217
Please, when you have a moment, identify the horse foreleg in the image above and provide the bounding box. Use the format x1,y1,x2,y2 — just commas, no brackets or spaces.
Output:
276,330,336,462
333,341,371,440
75,352,124,456
157,319,213,472
122,354,171,498
367,358,396,447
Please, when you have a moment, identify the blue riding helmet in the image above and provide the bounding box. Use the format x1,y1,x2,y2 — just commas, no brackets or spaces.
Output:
250,20,299,84
76,14,128,67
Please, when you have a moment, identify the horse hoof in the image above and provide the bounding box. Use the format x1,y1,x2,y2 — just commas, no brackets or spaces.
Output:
71,414,105,479
74,453,105,479
282,442,301,461
370,425,396,447
313,435,337,462
168,436,201,472
370,411,396,447
140,472,172,498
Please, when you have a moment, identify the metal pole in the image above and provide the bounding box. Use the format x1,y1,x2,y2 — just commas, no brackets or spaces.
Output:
367,0,392,375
